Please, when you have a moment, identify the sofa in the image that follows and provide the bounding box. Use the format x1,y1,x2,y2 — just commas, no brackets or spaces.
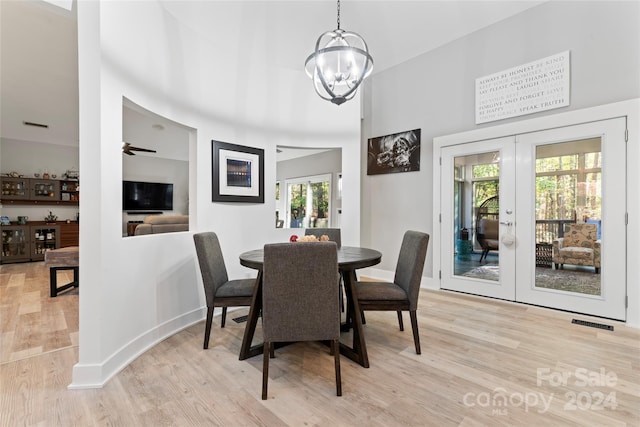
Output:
134,215,189,235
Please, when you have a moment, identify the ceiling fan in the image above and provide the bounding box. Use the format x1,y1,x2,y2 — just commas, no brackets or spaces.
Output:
122,142,157,156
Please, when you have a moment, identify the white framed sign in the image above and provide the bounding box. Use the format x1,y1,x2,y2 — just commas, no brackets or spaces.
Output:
476,51,570,124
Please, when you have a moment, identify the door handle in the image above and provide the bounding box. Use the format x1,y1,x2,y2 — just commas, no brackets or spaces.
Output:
499,221,513,226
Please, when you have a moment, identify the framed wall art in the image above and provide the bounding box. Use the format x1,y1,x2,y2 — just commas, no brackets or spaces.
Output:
212,140,264,203
367,128,421,175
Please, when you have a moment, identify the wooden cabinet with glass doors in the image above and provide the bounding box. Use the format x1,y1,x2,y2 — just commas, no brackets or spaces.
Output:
30,224,60,261
1,223,62,264
1,225,30,263
0,177,77,206
1,177,30,201
30,179,60,202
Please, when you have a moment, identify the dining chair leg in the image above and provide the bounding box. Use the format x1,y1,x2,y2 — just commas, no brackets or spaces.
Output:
410,310,421,354
203,306,214,349
221,307,227,328
339,273,345,312
397,311,404,331
262,342,270,400
332,339,342,396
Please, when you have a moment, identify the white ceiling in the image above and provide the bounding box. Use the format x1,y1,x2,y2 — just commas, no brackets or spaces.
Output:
276,146,336,162
0,0,546,158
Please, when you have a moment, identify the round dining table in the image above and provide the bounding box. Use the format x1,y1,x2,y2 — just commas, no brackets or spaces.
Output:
238,246,382,368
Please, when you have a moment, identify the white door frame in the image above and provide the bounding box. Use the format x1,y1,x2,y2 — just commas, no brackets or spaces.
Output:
433,99,639,326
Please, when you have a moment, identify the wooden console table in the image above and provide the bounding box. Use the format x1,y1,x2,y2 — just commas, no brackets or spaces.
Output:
127,222,141,236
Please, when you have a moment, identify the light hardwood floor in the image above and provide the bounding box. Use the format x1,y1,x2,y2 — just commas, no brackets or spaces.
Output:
1,261,639,426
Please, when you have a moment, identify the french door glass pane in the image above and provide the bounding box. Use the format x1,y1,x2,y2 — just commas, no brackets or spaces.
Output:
453,152,500,282
534,139,602,296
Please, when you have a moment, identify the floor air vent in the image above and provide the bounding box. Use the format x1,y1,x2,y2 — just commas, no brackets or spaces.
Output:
572,319,614,331
233,315,248,323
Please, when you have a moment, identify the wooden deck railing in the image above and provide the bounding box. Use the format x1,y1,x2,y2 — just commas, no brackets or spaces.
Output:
535,219,576,243
468,219,596,246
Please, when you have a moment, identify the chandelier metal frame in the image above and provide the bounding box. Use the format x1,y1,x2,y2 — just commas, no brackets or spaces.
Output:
304,0,373,105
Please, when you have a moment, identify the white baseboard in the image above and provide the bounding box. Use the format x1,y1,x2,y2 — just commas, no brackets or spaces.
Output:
68,307,205,389
359,267,438,290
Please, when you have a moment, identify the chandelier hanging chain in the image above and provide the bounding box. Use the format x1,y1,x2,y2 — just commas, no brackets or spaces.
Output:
337,0,341,30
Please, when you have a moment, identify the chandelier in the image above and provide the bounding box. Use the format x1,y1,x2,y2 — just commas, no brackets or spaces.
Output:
304,0,373,105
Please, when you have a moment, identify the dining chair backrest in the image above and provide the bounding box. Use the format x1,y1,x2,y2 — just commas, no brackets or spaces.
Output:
262,241,340,343
393,230,430,311
304,228,342,248
193,232,230,306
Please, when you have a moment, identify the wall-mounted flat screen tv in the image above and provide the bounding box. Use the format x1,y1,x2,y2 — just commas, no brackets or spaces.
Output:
123,181,173,211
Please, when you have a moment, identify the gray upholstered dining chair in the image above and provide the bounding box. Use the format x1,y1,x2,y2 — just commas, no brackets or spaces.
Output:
193,232,256,349
355,230,429,354
304,228,342,247
261,241,342,400
305,228,345,311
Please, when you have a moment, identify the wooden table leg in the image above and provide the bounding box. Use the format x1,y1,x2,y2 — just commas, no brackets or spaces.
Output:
50,267,58,297
49,266,79,297
339,269,369,368
239,270,264,360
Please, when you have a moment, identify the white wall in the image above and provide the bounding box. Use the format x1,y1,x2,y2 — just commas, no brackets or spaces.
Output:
361,1,639,280
72,0,360,387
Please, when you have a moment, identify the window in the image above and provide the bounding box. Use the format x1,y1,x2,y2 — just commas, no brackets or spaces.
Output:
284,174,332,229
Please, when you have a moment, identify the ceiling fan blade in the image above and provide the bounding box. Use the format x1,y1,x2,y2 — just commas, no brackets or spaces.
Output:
131,147,157,153
122,142,156,154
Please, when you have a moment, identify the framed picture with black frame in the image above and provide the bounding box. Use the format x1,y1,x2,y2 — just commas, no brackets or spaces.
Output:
212,140,264,203
367,128,421,175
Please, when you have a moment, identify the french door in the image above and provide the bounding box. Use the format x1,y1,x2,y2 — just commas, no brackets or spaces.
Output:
441,137,516,300
440,118,627,320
